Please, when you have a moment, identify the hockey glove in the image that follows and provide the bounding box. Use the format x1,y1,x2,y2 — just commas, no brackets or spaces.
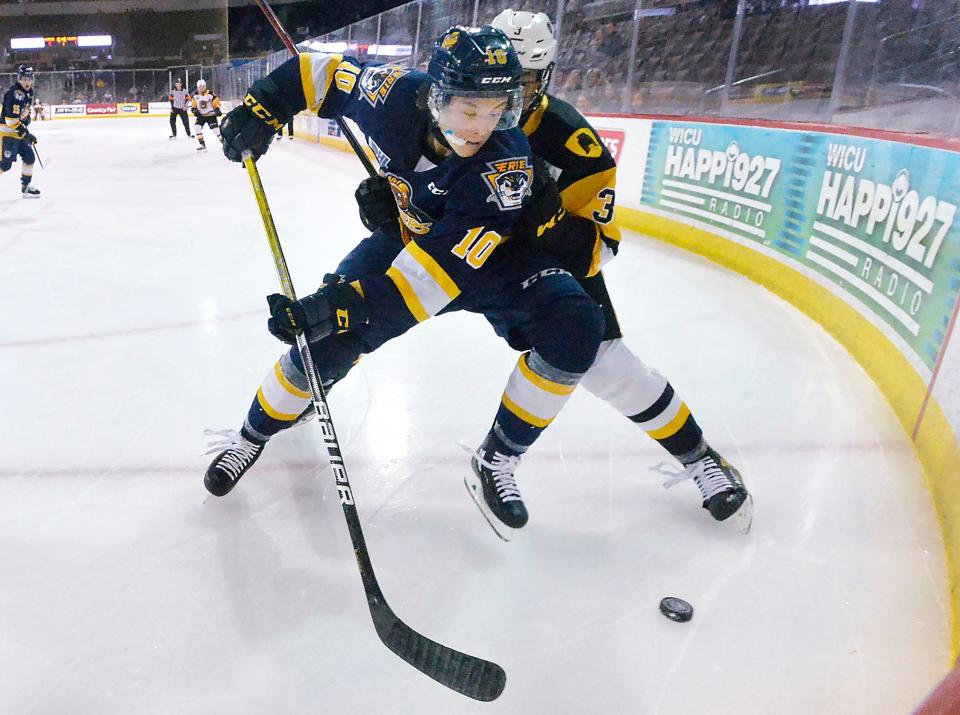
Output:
266,275,368,345
355,175,399,232
220,77,292,163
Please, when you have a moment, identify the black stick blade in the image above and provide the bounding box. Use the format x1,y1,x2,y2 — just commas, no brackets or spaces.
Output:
371,603,506,701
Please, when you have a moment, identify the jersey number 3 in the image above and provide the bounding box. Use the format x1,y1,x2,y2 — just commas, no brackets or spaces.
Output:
593,188,615,224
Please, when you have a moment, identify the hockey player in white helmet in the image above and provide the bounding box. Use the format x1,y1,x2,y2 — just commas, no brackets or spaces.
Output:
485,8,753,529
191,78,222,151
490,10,557,116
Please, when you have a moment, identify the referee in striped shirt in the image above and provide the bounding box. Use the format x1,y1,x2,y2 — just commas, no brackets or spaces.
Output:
169,79,191,139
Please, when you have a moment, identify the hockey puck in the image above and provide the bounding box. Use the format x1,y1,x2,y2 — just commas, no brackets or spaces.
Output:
659,597,694,623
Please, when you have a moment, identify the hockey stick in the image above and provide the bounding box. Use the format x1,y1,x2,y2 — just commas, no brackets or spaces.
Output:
240,150,506,702
32,143,43,170
253,0,377,178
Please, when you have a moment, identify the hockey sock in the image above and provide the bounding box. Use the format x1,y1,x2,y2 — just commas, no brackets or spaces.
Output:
579,339,707,463
490,350,581,456
241,352,312,443
627,383,706,464
241,334,363,443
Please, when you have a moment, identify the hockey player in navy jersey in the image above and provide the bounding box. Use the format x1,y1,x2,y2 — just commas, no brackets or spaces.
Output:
351,11,752,529
1,65,40,199
206,26,605,540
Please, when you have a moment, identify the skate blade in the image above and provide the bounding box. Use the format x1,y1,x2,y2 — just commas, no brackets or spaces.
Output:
735,493,754,535
463,474,513,542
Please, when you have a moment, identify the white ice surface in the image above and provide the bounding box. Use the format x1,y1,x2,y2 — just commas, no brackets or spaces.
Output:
0,118,951,714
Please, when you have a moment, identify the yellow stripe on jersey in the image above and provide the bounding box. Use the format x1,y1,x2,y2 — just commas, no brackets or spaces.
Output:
386,266,430,322
386,241,460,321
521,95,549,136
501,393,553,429
560,166,618,215
517,353,575,396
299,52,344,113
647,402,691,440
274,361,311,399
405,241,460,299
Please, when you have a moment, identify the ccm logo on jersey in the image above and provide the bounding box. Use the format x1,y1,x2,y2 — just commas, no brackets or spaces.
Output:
480,76,512,84
482,157,532,211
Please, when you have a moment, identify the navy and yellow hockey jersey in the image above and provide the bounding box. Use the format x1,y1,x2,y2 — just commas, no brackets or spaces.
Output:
1,81,32,139
262,53,535,325
522,95,620,277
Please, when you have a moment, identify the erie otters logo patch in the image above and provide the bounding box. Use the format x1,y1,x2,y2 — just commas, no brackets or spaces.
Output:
482,157,533,211
441,32,460,51
387,174,433,235
359,65,408,108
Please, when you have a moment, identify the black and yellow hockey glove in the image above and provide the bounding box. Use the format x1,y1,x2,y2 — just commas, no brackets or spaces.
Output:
221,77,294,163
266,275,368,345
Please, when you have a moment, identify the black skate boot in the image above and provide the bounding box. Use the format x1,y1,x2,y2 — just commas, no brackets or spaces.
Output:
203,429,265,497
21,182,40,199
658,447,753,532
464,433,528,541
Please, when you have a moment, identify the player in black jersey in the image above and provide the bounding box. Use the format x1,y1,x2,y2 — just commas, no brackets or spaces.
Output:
205,26,605,540
1,65,40,198
491,9,751,526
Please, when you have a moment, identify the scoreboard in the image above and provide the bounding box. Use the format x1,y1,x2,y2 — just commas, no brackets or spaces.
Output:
11,35,113,50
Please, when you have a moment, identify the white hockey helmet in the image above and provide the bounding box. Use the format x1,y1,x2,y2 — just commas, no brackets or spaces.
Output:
196,78,207,90
490,9,557,113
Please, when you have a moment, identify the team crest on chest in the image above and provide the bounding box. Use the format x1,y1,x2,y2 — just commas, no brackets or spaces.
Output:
387,174,433,235
359,66,407,108
482,157,533,211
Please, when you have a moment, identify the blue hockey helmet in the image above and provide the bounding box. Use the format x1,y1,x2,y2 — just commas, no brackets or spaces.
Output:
17,64,35,81
427,26,524,131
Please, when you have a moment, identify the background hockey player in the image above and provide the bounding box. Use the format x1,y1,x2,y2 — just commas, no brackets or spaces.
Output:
169,79,191,139
32,95,46,122
1,64,40,199
191,79,222,151
356,10,751,528
205,26,605,541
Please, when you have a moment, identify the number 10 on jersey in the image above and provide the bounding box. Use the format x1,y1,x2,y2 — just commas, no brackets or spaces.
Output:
452,227,503,268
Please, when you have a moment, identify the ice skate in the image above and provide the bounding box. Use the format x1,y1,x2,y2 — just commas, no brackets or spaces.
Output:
464,433,528,541
169,135,176,139
203,429,265,497
21,183,40,199
657,447,753,533
196,144,207,152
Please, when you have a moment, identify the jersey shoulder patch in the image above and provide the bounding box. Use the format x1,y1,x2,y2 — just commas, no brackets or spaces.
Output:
358,65,410,108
